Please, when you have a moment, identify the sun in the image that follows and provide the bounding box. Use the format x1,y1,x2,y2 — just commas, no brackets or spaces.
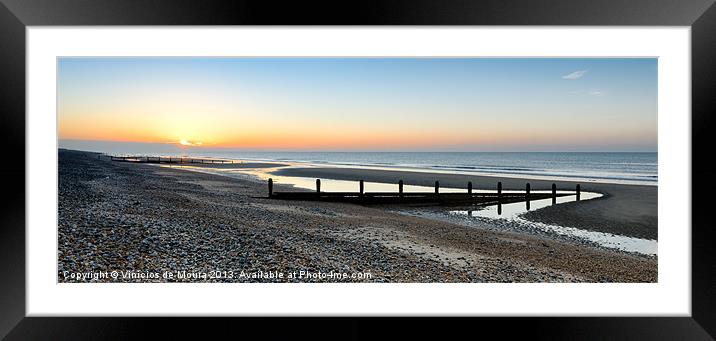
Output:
178,139,203,147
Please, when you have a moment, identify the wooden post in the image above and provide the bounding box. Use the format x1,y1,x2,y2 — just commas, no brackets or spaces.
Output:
552,183,557,204
526,183,531,210
576,184,581,201
316,179,321,193
434,181,440,194
268,178,273,197
399,180,404,197
498,203,502,215
468,181,472,194
359,180,364,195
497,182,502,202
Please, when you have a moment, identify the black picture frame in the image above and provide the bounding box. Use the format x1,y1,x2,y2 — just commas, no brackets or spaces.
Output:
1,0,714,339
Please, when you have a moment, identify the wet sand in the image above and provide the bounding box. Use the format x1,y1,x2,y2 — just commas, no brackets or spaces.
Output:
273,167,658,240
165,162,287,169
58,150,656,283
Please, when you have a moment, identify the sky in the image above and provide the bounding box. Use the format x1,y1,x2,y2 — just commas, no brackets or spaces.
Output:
58,57,657,152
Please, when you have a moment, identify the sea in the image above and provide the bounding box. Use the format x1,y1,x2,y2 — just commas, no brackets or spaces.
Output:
177,151,657,185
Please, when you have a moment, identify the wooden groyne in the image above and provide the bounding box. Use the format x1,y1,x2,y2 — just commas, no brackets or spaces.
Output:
267,178,581,206
101,154,237,165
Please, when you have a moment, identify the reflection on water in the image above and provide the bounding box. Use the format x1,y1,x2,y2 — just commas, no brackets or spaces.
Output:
450,193,657,256
516,218,658,255
270,176,575,195
272,176,467,193
163,163,581,195
458,192,602,219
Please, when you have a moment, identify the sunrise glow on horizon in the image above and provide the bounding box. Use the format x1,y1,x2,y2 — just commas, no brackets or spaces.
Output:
58,57,657,152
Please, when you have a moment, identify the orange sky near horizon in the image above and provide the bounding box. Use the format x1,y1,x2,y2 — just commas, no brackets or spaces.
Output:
59,114,655,151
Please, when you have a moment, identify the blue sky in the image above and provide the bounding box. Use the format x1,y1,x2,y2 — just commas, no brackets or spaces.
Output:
58,57,657,152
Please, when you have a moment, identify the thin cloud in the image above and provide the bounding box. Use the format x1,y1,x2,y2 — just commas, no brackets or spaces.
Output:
570,89,605,96
562,70,588,80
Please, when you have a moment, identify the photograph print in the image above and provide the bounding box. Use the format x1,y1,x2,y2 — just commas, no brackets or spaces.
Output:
57,57,657,283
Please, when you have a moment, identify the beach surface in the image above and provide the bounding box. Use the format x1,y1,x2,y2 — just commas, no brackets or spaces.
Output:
58,150,656,283
177,162,288,169
273,167,658,240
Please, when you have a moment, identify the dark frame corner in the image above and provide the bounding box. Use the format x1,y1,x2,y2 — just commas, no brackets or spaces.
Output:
1,0,715,339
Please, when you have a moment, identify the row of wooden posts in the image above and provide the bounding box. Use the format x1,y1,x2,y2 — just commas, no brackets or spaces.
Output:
103,155,235,164
268,178,581,204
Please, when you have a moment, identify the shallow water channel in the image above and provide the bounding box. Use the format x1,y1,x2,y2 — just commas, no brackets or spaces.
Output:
448,193,657,256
